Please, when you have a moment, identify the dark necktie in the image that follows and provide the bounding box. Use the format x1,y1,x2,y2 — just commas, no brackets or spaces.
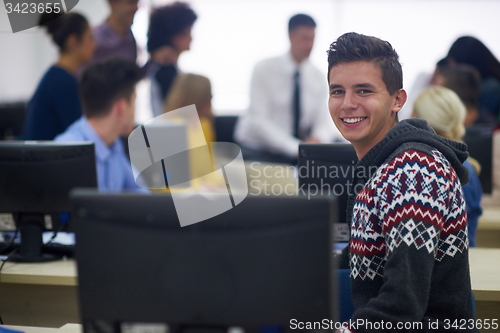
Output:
293,70,301,139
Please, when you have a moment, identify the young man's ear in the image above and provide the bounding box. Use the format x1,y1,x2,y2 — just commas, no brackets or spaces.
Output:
392,89,407,113
112,98,127,117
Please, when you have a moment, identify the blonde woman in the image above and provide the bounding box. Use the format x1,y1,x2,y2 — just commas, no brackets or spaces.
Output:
164,73,215,143
164,73,218,186
413,86,482,246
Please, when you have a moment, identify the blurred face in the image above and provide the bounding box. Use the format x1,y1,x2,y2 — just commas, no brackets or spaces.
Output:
76,26,96,65
289,26,315,63
171,26,193,53
111,0,139,28
328,61,406,158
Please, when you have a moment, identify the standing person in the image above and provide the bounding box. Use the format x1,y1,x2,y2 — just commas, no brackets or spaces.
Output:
234,14,340,164
329,33,477,332
55,59,145,193
412,86,482,247
146,2,197,117
23,11,96,140
447,36,500,124
91,0,139,64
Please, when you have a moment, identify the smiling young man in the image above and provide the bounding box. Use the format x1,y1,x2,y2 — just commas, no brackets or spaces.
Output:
328,33,478,332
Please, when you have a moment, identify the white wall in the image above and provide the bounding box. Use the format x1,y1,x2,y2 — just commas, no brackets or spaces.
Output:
332,0,500,119
1,0,500,119
0,0,108,102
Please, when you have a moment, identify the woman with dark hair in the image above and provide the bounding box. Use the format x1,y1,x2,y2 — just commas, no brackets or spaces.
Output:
447,36,500,123
23,11,96,140
145,1,197,117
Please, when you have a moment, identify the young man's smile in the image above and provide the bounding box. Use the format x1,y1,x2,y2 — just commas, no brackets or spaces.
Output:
341,117,368,125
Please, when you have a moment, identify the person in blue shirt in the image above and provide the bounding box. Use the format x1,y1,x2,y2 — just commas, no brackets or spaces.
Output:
23,11,96,140
413,85,483,247
55,59,146,192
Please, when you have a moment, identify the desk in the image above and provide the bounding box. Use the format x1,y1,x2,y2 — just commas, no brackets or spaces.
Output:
0,259,78,327
1,324,81,333
477,207,500,248
0,250,499,329
469,248,500,331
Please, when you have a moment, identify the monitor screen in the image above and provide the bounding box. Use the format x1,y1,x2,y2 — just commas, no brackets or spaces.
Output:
462,124,494,194
0,141,97,262
129,120,190,190
298,143,360,242
72,191,338,332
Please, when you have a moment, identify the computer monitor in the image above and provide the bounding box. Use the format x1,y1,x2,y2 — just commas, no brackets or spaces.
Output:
298,143,360,242
462,124,494,194
0,101,27,140
129,119,190,190
72,191,338,332
0,141,97,262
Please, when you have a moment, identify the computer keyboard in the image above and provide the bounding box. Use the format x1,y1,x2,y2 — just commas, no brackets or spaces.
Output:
0,242,74,259
42,242,75,258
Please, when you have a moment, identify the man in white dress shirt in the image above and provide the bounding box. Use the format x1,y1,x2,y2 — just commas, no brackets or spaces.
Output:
235,14,341,164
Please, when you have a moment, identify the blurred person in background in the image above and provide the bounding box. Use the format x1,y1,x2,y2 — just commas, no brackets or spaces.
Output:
164,73,215,144
413,86,482,247
235,14,341,165
55,59,145,193
446,36,500,125
23,11,95,140
164,73,218,185
432,63,482,126
146,2,197,117
90,0,139,64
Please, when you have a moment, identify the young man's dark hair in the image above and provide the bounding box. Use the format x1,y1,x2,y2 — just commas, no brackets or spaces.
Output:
288,13,316,32
327,32,402,95
147,2,198,54
80,59,140,118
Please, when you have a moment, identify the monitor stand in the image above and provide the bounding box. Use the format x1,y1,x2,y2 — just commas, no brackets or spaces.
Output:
9,213,62,263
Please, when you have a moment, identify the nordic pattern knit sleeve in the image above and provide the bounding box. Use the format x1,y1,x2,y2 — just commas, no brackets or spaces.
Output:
347,149,472,333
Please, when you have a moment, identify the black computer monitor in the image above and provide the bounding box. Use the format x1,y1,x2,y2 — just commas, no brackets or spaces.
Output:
298,143,360,242
0,101,27,140
0,141,97,262
72,191,338,333
463,124,494,194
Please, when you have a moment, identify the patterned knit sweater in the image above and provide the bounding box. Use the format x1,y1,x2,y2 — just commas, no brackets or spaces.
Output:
339,118,478,333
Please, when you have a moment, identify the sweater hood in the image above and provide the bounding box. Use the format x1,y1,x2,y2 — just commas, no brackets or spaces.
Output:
360,118,470,185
